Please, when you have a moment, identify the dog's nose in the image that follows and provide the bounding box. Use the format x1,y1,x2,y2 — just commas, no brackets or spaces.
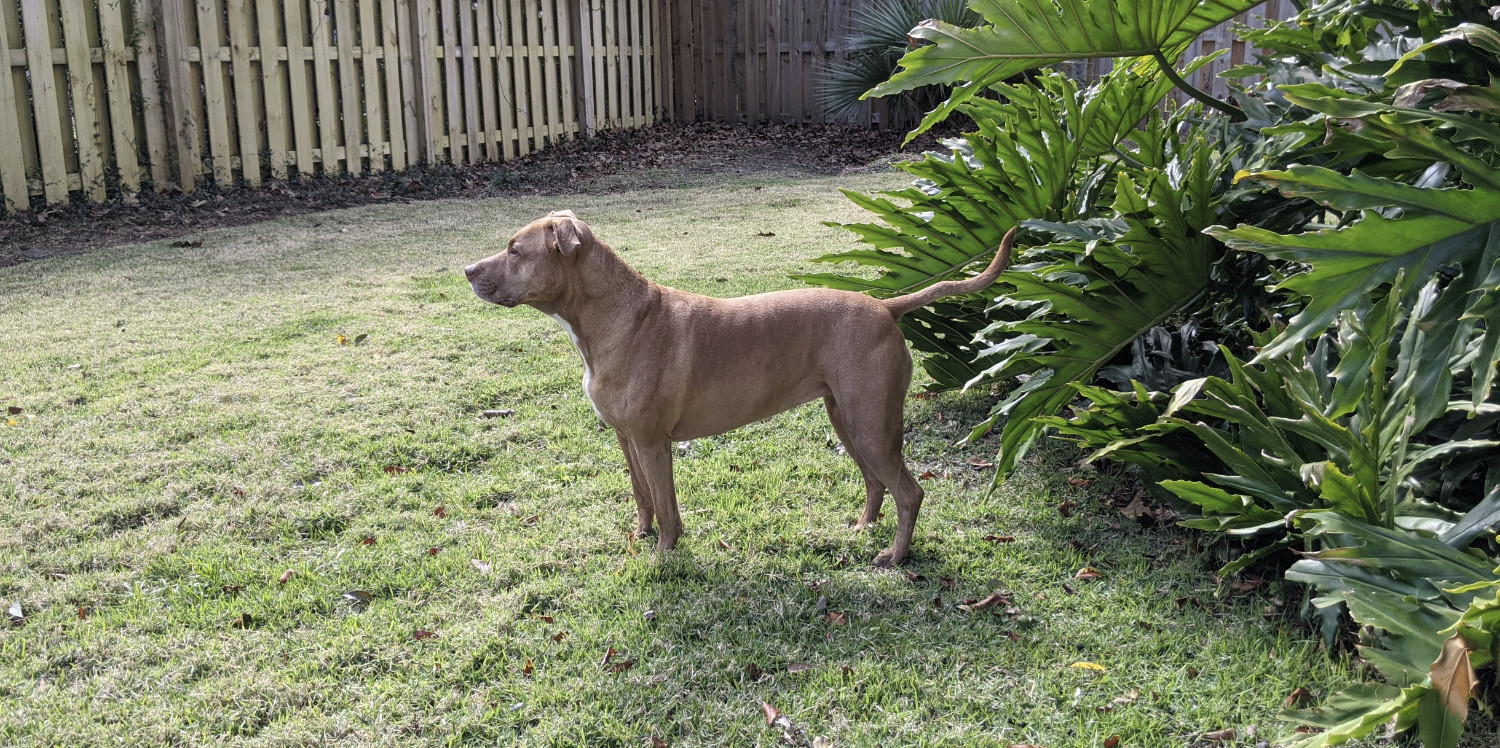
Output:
463,264,477,279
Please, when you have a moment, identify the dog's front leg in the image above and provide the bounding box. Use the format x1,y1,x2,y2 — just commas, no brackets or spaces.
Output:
623,437,683,552
616,432,655,537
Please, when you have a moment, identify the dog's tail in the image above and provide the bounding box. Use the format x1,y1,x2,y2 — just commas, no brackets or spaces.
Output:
882,226,1018,320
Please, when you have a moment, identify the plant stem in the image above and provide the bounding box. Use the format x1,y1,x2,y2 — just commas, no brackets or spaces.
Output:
1151,50,1247,122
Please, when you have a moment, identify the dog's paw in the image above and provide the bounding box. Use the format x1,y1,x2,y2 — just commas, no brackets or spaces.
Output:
871,548,903,568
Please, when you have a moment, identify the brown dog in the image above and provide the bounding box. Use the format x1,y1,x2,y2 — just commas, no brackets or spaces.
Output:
465,211,1015,566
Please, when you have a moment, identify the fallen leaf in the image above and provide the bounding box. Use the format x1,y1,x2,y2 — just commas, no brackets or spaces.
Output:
958,592,1009,612
481,409,515,418
7,600,24,626
610,659,635,674
521,514,539,525
336,334,348,346
1202,728,1236,742
5,406,20,415
342,590,373,605
359,536,376,546
232,487,246,499
77,606,88,620
745,662,763,679
427,547,440,556
1069,661,1107,671
383,465,410,475
813,738,831,748
904,569,927,583
761,701,781,725
918,470,936,479
939,577,957,590
932,595,943,610
1187,667,1199,679
533,614,555,624
718,538,731,550
1113,689,1140,706
756,231,775,237
1104,735,1120,748
170,239,203,248
1004,631,1021,642
353,333,369,345
1282,687,1315,709
787,662,814,674
826,611,846,625
413,628,437,641
652,738,668,748
523,659,534,676
1067,476,1095,489
1061,583,1078,595
222,584,243,594
1430,633,1477,720
232,612,255,629
277,569,296,585
470,558,492,574
553,631,567,643
984,534,1016,543
601,647,617,666
643,609,656,622
1057,500,1076,517
967,456,994,469
1074,567,1104,581
432,505,447,518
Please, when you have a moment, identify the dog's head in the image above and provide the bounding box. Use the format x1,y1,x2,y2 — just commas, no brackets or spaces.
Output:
465,210,595,309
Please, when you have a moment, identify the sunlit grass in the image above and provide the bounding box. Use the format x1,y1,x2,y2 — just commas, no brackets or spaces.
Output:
0,167,1376,746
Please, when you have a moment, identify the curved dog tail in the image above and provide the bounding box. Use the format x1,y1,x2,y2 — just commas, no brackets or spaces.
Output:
882,226,1018,320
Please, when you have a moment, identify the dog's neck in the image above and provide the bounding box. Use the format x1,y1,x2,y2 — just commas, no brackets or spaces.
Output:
535,239,655,365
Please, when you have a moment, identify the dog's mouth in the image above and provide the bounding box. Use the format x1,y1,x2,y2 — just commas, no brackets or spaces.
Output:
470,282,520,307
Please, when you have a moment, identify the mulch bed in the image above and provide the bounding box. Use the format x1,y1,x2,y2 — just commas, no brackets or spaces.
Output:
0,121,954,268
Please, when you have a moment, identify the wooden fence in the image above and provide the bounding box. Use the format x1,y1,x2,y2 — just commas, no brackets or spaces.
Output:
0,0,667,213
1,0,1298,214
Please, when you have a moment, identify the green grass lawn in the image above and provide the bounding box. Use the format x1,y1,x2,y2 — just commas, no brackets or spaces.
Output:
1,166,1372,747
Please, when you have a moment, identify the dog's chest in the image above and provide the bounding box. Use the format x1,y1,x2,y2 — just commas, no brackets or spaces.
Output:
548,314,604,419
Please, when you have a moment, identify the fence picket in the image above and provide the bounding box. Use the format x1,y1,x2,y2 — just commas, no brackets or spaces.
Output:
257,0,291,179
491,0,517,158
309,0,342,172
474,0,499,158
283,0,316,175
333,0,363,170
539,0,561,143
0,9,26,212
196,0,236,185
389,0,414,167
98,0,142,194
228,0,262,185
20,0,68,203
360,0,386,170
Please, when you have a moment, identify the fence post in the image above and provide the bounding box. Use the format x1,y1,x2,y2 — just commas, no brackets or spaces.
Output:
0,4,28,213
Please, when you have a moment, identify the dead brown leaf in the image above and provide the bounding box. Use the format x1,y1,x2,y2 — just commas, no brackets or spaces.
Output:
1282,687,1315,709
553,631,568,643
918,470,936,479
523,659,534,677
609,659,635,674
521,514,539,525
984,534,1016,543
967,456,994,469
413,629,437,641
1113,689,1140,706
383,465,410,475
745,662,763,680
826,611,846,626
6,406,21,415
76,606,89,620
232,612,255,629
601,647,617,666
277,569,296,585
1430,633,1478,720
432,505,447,518
1202,728,1236,742
427,547,441,556
1058,500,1076,517
1074,567,1103,581
651,738,668,748
959,592,1010,612
222,584,243,594
481,409,515,418
761,701,781,725
1067,476,1095,489
1104,735,1120,748
359,536,376,546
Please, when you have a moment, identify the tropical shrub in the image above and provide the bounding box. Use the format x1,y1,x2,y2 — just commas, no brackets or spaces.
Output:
806,0,1500,744
817,0,980,127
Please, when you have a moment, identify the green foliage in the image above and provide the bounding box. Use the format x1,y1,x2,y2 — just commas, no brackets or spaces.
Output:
868,0,1265,139
817,0,981,127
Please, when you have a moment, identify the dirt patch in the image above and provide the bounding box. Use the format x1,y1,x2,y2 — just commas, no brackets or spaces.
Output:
0,121,955,268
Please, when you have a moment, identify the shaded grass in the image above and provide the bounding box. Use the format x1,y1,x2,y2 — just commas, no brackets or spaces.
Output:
1,169,1376,746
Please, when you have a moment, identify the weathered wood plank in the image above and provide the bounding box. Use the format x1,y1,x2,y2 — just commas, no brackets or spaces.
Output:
284,0,316,175
58,0,106,200
257,0,292,179
196,0,235,184
490,0,517,158
456,0,480,162
23,0,70,202
556,0,576,135
384,0,408,168
538,0,561,142
309,0,343,171
440,0,462,162
522,0,546,145
474,0,499,158
134,0,171,190
333,0,364,171
394,0,420,165
0,7,28,211
98,0,142,193
360,0,387,170
227,0,262,185
573,0,594,137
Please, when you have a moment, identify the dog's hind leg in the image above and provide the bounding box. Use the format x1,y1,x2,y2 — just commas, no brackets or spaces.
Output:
824,395,886,531
616,432,655,537
836,345,922,567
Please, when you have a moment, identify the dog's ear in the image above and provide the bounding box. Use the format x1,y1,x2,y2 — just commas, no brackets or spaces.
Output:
546,212,590,256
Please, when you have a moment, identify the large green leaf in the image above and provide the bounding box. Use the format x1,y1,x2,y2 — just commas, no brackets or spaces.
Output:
800,68,1197,388
969,136,1225,480
866,0,1267,138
